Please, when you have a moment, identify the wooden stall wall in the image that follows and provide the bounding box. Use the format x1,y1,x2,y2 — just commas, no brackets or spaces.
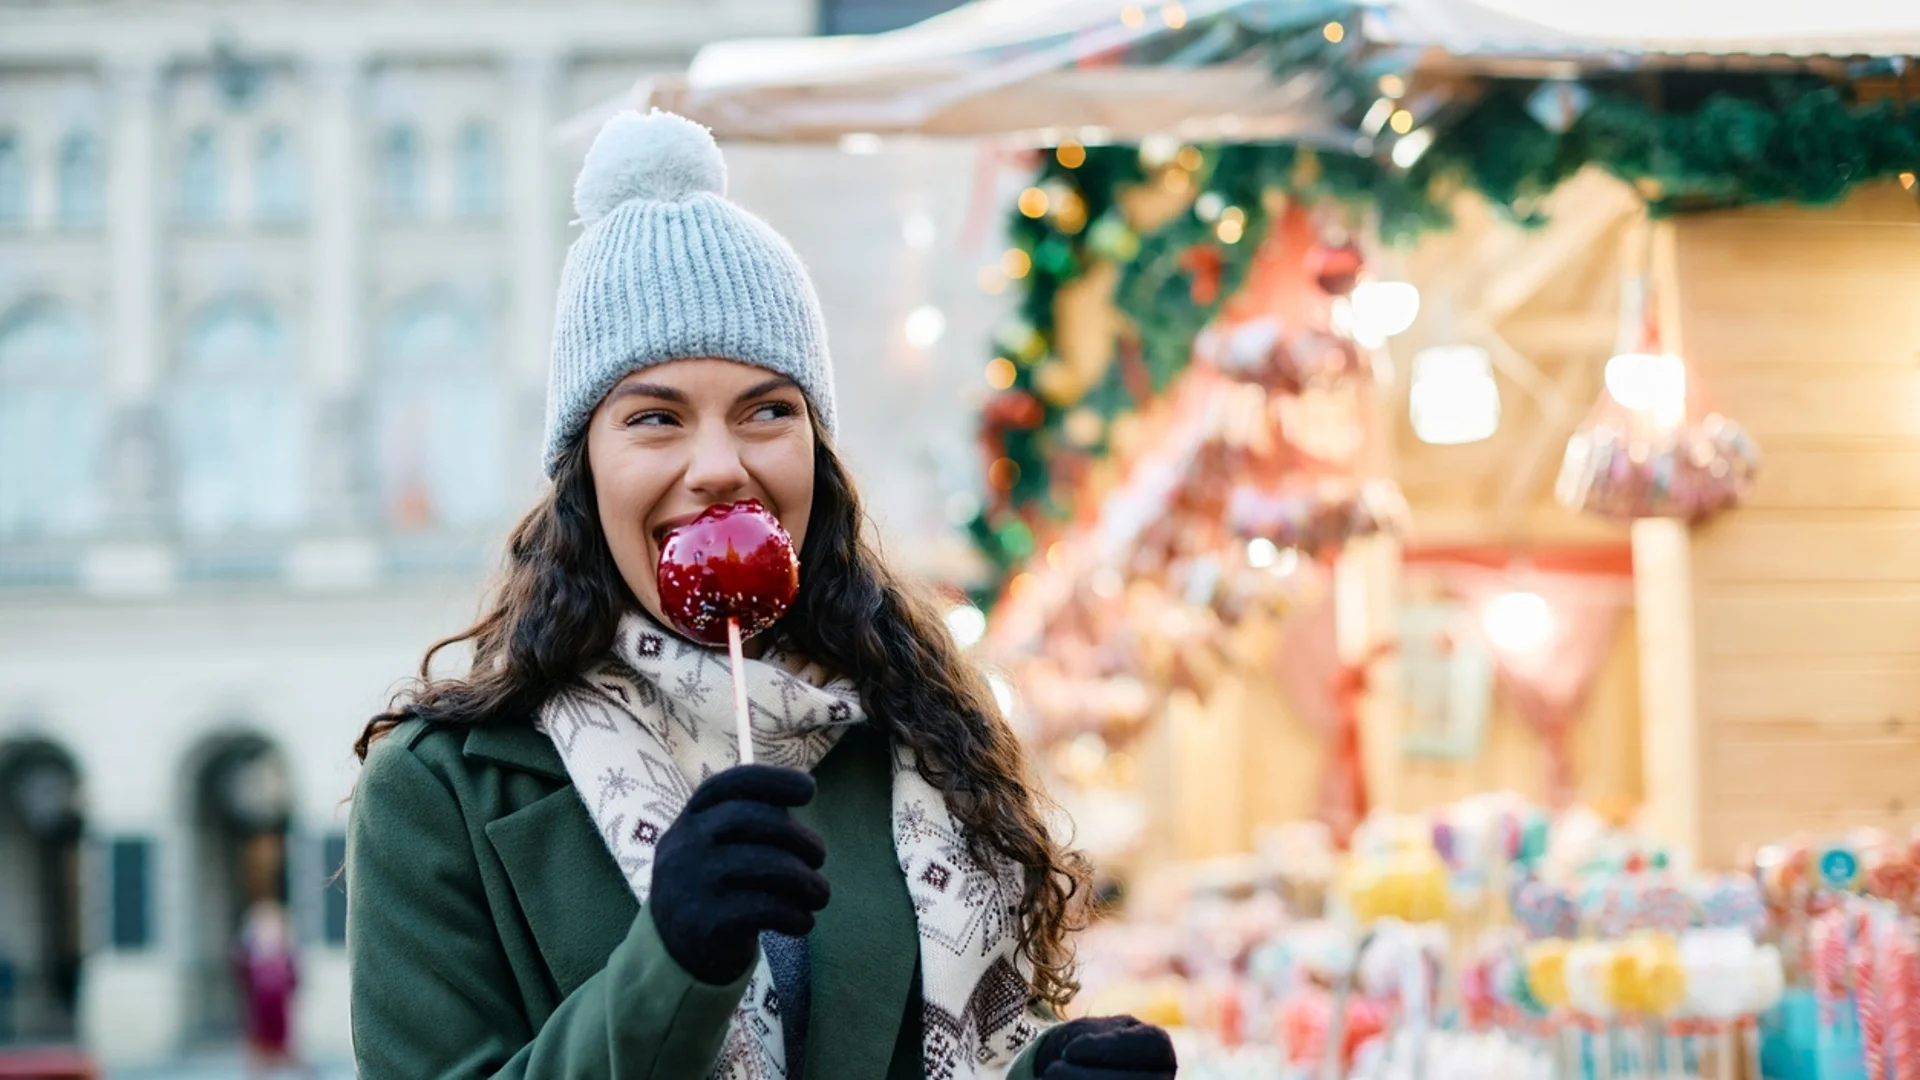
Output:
1676,183,1920,865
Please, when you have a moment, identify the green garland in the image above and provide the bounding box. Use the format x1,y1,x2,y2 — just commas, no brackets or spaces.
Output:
967,68,1920,604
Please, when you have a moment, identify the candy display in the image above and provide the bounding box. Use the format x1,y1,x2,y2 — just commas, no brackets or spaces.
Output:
1194,316,1367,395
1226,479,1406,558
1066,801,1915,1080
1555,413,1760,523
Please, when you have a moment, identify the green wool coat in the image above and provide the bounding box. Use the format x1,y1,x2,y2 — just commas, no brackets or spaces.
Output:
347,716,1045,1080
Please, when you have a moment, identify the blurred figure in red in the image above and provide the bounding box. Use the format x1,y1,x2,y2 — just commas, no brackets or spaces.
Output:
233,900,309,1079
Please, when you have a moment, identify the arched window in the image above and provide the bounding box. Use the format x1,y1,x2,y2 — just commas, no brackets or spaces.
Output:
378,124,423,219
376,292,504,530
0,302,102,538
253,125,302,224
0,132,27,227
451,120,499,220
172,299,302,535
56,130,102,229
179,126,225,225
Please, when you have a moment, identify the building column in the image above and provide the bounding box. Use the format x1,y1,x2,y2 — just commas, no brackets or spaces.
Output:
506,51,564,477
304,53,369,539
101,56,166,543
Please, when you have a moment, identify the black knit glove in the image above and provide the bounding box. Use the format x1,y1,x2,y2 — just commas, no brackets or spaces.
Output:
1031,1015,1178,1079
648,765,830,986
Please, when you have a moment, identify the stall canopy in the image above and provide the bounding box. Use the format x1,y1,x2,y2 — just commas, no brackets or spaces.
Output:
566,0,1920,146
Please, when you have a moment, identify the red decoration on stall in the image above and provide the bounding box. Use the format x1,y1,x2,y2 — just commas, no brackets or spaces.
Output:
1180,244,1226,305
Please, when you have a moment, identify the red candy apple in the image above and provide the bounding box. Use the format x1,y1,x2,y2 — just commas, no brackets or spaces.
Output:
656,500,800,646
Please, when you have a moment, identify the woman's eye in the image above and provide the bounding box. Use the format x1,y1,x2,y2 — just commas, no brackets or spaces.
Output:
624,410,678,428
749,401,798,422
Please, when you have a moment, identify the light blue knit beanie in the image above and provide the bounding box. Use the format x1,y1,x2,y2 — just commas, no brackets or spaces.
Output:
542,109,835,476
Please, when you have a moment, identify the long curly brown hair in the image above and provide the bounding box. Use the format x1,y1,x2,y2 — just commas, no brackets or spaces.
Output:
355,420,1090,1009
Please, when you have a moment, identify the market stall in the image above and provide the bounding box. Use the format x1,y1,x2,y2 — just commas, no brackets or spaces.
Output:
595,2,1920,1073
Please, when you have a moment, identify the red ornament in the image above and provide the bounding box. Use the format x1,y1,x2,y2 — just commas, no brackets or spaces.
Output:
981,389,1046,431
656,500,800,646
1180,244,1227,306
1306,241,1364,296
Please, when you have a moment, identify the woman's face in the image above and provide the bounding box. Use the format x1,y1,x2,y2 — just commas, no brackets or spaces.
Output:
585,358,816,636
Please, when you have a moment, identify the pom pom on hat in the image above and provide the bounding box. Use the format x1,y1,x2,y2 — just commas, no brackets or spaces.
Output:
573,109,727,225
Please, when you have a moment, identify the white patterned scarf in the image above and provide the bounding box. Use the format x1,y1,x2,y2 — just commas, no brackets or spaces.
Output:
537,612,1041,1080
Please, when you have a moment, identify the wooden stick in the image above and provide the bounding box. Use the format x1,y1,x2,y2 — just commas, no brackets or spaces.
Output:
727,617,753,766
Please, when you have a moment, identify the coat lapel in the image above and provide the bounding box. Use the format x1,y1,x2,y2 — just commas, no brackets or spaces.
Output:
795,726,918,1080
470,726,639,1001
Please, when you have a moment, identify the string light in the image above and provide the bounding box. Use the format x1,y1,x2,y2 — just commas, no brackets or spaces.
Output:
1216,206,1246,244
1903,171,1917,190
837,132,882,155
1001,248,1032,279
987,672,1017,718
903,305,946,349
1051,187,1089,234
1046,541,1068,569
985,356,1017,390
1139,135,1179,167
1604,352,1688,429
1017,187,1050,218
1007,573,1036,600
1390,108,1415,135
1160,2,1187,29
1246,537,1278,568
1410,345,1500,445
988,458,1021,490
1161,168,1193,195
1350,280,1421,344
1055,141,1087,169
1175,146,1204,171
1064,408,1104,446
1484,591,1554,655
1120,4,1146,28
1322,21,1345,42
943,603,987,649
1379,74,1406,98
1392,127,1435,168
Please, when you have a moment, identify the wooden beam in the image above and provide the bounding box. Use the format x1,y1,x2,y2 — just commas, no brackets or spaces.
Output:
1635,218,1704,858
1469,173,1642,325
1487,329,1600,531
1500,312,1619,357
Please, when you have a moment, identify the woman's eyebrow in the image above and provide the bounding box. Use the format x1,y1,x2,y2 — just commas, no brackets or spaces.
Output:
734,377,799,404
607,382,688,404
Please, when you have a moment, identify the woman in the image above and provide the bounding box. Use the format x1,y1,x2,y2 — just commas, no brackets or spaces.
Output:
347,110,1179,1080
233,900,306,1079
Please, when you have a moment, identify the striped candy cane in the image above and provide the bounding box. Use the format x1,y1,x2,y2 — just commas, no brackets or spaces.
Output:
1883,923,1917,1080
1813,910,1848,1024
1856,911,1886,1080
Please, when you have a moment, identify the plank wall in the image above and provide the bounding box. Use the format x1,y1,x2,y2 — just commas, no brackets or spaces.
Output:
1676,184,1920,864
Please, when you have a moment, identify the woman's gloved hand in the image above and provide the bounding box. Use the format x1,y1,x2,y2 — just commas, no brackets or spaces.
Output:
1031,1015,1179,1079
648,764,830,985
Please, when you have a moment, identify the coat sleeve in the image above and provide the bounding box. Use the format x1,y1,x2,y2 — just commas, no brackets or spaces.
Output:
347,737,751,1079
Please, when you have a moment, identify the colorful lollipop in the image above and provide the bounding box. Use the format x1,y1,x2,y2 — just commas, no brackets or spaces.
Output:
657,499,801,764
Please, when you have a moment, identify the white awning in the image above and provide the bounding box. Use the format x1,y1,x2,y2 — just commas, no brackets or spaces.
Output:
1373,0,1920,59
561,0,1918,146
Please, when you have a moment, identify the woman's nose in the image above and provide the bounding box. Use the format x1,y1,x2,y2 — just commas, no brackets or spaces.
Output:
682,424,751,499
